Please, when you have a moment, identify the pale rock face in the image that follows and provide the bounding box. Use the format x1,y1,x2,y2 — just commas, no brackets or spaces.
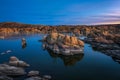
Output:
64,35,71,45
0,64,26,76
50,32,58,40
70,36,78,45
28,71,39,77
43,75,52,80
9,56,19,61
45,32,84,47
25,76,42,80
78,40,84,46
9,56,30,67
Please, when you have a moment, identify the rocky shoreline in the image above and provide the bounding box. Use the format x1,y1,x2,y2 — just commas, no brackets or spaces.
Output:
84,36,120,63
0,56,52,80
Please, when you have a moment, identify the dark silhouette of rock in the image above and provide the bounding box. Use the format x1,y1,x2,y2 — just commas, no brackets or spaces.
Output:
22,38,27,49
0,75,13,80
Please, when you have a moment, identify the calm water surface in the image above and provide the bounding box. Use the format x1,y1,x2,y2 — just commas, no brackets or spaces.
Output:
0,34,120,80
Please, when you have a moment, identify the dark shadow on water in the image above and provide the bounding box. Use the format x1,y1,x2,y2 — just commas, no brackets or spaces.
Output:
46,49,84,66
22,44,27,49
92,46,120,64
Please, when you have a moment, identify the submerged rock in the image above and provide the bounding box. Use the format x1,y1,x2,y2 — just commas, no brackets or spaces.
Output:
1,50,12,55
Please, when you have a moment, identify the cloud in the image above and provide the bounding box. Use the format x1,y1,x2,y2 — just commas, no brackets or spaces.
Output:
51,0,120,25
91,8,120,24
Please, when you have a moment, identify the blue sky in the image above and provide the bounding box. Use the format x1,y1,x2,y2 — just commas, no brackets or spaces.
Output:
0,0,120,25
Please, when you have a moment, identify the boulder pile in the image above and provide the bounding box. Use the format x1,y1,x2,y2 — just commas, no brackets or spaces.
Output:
43,32,84,55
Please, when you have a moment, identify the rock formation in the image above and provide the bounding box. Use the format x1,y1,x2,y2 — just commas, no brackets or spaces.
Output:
0,64,26,76
9,56,30,67
22,38,27,48
43,32,84,55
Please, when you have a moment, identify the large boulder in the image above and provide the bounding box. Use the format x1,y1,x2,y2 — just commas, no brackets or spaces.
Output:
9,56,30,67
9,56,19,61
78,40,84,47
70,36,78,45
43,75,52,80
25,76,42,80
0,64,26,76
28,71,39,77
64,35,71,45
45,32,84,47
0,75,13,80
44,32,84,55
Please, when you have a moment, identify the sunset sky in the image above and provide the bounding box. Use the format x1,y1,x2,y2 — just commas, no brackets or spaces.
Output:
0,0,120,25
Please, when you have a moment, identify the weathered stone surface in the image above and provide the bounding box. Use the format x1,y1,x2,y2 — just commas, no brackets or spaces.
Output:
9,56,19,61
43,75,52,80
9,56,30,67
0,64,26,76
25,76,42,80
0,75,13,80
44,32,84,55
28,71,39,77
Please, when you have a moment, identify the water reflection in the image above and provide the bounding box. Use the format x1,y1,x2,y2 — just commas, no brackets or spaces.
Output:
21,38,27,49
92,47,120,64
45,48,84,66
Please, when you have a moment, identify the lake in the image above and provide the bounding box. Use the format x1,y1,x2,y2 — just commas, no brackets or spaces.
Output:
0,34,120,80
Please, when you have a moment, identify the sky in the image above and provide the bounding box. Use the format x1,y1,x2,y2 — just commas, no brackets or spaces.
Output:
0,0,120,25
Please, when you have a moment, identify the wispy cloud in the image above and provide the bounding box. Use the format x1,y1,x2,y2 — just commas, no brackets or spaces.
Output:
54,1,120,25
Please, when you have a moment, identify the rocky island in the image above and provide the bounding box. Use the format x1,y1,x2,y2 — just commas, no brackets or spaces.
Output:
43,32,84,55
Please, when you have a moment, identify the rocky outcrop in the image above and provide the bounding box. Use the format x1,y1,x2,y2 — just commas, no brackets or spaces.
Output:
84,35,120,63
0,64,26,76
43,32,84,55
28,71,40,77
9,56,30,67
25,71,52,80
25,76,42,80
22,38,27,48
0,56,53,80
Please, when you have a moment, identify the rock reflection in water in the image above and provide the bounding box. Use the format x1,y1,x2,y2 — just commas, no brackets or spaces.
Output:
21,38,27,49
22,44,27,49
92,47,120,64
46,49,84,66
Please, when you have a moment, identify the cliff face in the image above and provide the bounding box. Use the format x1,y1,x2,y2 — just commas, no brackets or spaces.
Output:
45,32,84,47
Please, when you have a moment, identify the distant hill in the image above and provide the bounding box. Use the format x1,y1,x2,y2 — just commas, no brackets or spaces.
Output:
0,22,120,35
